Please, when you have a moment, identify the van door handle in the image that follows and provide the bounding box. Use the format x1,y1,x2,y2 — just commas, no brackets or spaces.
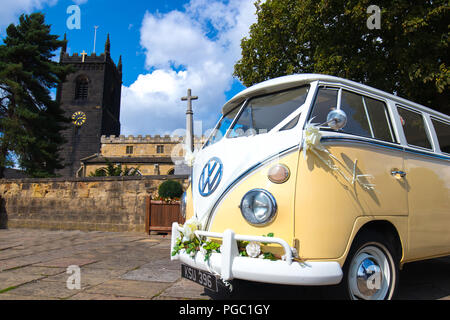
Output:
391,170,406,178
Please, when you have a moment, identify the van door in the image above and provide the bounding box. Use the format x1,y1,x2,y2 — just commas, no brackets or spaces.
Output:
296,87,408,260
311,89,409,219
397,106,450,260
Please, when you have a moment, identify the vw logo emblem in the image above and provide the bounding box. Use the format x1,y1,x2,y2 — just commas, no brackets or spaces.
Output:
198,157,223,197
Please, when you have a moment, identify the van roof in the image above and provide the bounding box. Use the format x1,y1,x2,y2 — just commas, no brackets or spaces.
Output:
223,74,449,120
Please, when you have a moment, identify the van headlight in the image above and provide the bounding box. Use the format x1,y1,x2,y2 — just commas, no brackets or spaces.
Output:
180,192,187,218
240,189,277,225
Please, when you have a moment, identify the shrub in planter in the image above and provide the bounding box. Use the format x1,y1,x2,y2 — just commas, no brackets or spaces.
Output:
158,180,183,200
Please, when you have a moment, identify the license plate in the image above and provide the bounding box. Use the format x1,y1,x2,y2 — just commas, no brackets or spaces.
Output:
181,264,218,292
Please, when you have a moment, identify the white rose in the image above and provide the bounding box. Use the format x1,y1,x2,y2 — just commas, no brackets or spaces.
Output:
180,217,202,242
184,150,197,167
245,241,261,258
199,243,207,256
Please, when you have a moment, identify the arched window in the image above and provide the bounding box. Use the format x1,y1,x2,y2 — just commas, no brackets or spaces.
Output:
75,75,89,100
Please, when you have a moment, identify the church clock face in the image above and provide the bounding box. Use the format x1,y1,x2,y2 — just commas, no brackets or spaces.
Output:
72,111,86,126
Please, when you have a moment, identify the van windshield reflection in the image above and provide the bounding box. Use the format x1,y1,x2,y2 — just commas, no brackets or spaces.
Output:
204,105,240,148
228,86,309,138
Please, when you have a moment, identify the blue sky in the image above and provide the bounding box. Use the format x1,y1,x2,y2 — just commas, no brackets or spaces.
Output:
0,0,257,136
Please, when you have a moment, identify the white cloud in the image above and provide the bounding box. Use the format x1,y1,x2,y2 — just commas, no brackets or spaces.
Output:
120,0,257,136
0,0,58,32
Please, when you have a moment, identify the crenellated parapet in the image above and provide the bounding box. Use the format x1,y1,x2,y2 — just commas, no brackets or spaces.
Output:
100,135,206,144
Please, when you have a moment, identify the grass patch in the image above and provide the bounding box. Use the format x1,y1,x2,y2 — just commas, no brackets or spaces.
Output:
0,286,18,294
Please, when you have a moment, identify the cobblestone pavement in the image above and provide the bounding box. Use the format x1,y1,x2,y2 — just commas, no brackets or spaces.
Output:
0,228,448,300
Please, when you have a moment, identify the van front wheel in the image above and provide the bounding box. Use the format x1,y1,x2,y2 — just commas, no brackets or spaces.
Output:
343,233,399,300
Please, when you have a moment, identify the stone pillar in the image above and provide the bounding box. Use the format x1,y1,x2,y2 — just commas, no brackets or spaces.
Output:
181,89,198,153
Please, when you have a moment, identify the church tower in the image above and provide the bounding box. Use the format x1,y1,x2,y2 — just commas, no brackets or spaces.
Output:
56,34,122,177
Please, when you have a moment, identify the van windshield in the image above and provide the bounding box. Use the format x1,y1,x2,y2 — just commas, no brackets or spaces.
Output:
204,104,241,147
228,86,309,138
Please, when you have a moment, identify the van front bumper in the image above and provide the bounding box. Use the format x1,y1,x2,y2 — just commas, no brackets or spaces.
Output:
170,222,343,286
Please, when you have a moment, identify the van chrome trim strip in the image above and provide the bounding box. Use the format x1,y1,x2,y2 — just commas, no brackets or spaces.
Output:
321,136,404,151
403,147,450,161
205,145,299,230
321,136,450,161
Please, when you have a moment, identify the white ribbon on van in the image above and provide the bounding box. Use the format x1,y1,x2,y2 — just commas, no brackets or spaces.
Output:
302,121,375,191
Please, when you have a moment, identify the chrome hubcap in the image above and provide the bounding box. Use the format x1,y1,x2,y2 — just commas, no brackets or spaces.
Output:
356,257,382,297
348,245,391,300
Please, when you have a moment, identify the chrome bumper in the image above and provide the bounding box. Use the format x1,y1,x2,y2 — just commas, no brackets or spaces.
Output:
170,222,343,286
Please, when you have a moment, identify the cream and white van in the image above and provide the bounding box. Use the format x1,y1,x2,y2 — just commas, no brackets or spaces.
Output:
171,74,449,300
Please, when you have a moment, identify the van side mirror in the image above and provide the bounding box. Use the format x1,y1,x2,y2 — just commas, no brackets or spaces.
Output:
326,109,347,130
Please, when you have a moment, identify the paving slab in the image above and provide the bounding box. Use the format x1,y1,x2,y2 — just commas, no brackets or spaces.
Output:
85,279,170,299
84,258,149,271
68,292,149,300
157,278,211,300
3,279,86,299
17,266,66,276
34,257,98,268
0,293,58,300
42,267,125,286
0,273,46,291
120,259,181,283
0,255,44,272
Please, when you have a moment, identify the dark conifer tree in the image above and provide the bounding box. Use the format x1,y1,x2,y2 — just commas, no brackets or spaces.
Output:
0,13,72,177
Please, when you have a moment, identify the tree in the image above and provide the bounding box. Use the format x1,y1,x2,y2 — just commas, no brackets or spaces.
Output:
234,0,449,115
158,180,183,200
0,13,72,178
88,160,141,177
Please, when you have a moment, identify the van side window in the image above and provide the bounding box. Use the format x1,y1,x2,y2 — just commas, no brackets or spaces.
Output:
310,87,339,124
397,106,432,149
310,87,395,143
363,96,394,143
431,118,450,154
340,90,371,138
280,113,301,131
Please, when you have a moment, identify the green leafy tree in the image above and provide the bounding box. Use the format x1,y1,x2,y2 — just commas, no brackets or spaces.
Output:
0,13,73,177
234,0,449,115
158,180,183,200
88,160,141,177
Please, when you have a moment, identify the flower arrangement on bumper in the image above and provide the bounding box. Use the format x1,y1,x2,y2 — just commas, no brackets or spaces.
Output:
171,217,220,261
171,218,295,262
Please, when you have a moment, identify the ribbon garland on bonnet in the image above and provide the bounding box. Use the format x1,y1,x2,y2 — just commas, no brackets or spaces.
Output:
302,121,375,191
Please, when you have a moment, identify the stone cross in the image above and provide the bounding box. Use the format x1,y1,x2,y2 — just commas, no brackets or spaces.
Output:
181,89,198,153
81,50,88,63
181,89,198,111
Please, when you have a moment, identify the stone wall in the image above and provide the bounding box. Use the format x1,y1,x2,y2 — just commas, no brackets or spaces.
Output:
0,175,187,232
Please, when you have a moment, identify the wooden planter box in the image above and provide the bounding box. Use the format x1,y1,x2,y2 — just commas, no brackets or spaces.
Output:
145,198,185,234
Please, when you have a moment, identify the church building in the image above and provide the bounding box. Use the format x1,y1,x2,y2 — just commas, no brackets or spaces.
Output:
79,134,206,177
56,35,201,177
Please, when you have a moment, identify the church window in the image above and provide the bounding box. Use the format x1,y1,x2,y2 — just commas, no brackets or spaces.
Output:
75,75,89,100
126,146,133,154
157,145,164,154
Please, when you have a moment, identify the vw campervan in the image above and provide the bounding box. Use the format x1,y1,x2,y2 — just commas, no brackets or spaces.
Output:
171,74,449,300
